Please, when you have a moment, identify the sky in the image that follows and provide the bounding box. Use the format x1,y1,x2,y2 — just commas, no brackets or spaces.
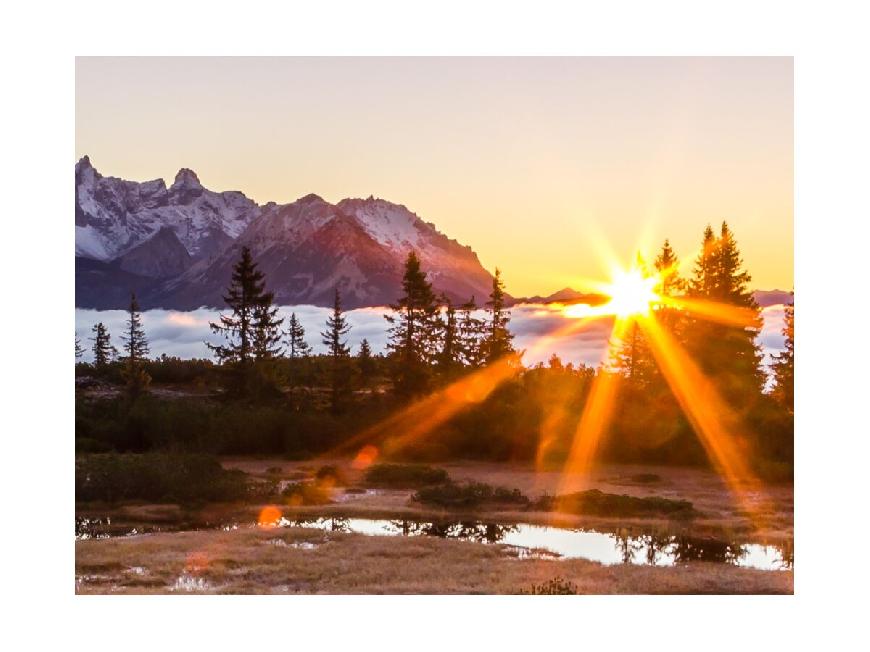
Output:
76,57,793,296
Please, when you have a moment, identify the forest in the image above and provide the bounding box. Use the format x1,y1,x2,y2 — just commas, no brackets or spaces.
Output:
75,222,794,480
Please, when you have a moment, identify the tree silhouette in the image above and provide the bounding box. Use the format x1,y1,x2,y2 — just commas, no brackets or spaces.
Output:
321,288,352,412
483,268,514,364
90,322,115,368
208,246,277,364
386,251,439,396
285,312,311,358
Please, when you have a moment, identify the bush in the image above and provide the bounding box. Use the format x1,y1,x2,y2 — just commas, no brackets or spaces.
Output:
314,464,347,486
282,482,333,505
413,482,529,509
364,463,450,488
75,453,249,503
534,489,695,518
518,577,578,595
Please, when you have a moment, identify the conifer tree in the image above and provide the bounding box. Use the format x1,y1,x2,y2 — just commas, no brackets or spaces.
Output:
90,322,114,368
75,335,85,359
121,292,150,365
321,288,352,412
357,338,376,387
285,312,312,358
386,251,439,396
685,222,763,403
457,297,485,367
690,225,719,298
252,302,284,361
654,239,684,298
120,292,152,397
208,246,277,364
483,268,515,364
436,297,461,376
771,298,794,412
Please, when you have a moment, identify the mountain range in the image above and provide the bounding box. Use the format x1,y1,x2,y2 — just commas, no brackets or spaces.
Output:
75,157,496,310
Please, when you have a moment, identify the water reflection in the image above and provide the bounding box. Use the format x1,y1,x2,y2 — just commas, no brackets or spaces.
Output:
291,517,792,571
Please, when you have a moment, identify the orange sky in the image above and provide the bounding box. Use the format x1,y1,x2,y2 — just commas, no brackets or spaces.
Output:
75,57,793,295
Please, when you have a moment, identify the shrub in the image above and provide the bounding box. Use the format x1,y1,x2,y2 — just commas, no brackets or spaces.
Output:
364,463,450,488
282,482,333,505
413,482,529,509
518,578,578,595
75,453,249,503
534,489,695,518
314,464,347,486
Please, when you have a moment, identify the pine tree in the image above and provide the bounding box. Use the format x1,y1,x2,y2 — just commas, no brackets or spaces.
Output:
654,239,685,298
208,246,277,364
436,297,461,377
121,292,150,364
457,297,485,367
252,302,284,361
120,292,152,397
690,225,718,298
321,288,352,412
285,312,312,358
75,335,85,360
90,322,114,368
483,268,514,364
771,298,794,412
357,338,376,387
385,251,439,396
685,222,763,404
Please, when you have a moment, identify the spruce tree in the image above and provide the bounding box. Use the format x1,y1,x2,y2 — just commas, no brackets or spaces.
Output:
457,297,485,367
483,268,514,364
436,298,461,377
90,322,114,368
75,335,85,359
357,338,376,387
685,222,763,404
120,292,152,397
771,298,794,412
252,302,284,361
385,251,439,396
285,312,312,358
321,288,352,412
121,292,150,365
690,225,718,298
208,246,277,364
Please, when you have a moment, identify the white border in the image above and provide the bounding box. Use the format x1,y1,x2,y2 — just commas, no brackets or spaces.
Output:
3,0,869,648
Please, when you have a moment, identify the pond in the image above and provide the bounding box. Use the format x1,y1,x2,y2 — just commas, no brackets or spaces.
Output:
288,517,793,571
77,514,791,571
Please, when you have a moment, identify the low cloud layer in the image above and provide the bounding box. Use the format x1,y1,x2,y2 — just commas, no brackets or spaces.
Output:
76,302,788,374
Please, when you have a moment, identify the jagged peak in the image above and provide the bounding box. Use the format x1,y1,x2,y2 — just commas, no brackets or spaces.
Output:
171,167,202,188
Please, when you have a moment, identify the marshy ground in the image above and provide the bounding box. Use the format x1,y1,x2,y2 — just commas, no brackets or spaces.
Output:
75,460,793,594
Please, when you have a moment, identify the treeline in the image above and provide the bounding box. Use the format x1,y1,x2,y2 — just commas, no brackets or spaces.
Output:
75,224,794,477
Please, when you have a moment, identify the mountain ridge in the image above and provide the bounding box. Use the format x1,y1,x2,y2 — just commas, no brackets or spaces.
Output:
75,158,497,310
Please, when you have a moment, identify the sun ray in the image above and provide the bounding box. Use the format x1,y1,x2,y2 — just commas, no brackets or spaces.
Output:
555,315,632,494
325,314,609,463
637,315,769,520
660,295,759,329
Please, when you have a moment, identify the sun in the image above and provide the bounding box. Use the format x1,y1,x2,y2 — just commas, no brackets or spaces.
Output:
601,267,660,317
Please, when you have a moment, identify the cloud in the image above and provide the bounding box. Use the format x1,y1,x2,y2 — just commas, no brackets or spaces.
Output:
75,303,788,374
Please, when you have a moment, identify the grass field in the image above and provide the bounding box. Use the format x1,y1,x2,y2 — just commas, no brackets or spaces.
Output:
75,459,794,594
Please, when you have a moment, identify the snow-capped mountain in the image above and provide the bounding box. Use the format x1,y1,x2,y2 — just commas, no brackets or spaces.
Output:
75,156,259,265
75,158,497,310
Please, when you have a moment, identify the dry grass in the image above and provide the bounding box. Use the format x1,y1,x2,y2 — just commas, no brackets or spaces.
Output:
75,525,793,595
220,458,794,540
